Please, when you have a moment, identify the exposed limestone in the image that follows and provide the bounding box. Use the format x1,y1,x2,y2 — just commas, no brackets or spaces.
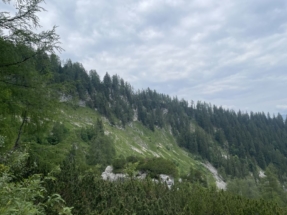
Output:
259,170,266,178
101,166,127,181
72,122,82,127
59,94,72,102
133,109,138,121
78,100,86,107
101,166,174,189
131,146,143,154
162,108,168,115
136,173,147,180
151,151,160,157
202,162,226,190
159,174,174,189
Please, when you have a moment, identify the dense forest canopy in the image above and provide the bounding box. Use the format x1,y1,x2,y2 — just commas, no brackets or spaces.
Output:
45,57,287,180
1,0,287,214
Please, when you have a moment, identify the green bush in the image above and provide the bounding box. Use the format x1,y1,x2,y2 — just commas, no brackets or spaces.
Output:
126,155,142,163
0,151,72,215
49,173,287,215
182,166,208,187
112,157,126,172
80,126,95,142
137,157,178,178
47,122,68,145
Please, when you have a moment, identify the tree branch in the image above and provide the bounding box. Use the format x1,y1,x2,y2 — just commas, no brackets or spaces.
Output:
0,52,37,68
0,79,36,88
0,0,44,30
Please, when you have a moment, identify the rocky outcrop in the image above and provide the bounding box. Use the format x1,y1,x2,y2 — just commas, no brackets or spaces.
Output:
202,162,226,190
159,174,174,189
101,166,174,189
259,170,266,178
101,166,127,181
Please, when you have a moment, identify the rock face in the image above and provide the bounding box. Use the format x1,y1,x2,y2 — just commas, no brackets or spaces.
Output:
159,174,174,189
101,166,127,181
259,170,266,178
202,162,226,190
78,100,86,107
136,173,147,180
101,166,174,189
59,94,72,102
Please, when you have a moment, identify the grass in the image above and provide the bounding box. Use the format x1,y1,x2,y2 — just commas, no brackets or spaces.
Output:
29,102,215,185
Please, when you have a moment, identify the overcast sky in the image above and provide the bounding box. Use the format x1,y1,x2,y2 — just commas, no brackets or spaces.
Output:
2,0,287,115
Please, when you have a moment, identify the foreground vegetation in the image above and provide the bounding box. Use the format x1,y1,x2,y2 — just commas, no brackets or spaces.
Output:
49,171,287,215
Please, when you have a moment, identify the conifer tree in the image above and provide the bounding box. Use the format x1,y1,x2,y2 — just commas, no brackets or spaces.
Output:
0,0,62,148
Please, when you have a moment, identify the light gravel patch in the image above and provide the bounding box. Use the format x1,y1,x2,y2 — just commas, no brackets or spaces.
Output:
202,162,226,190
131,146,143,154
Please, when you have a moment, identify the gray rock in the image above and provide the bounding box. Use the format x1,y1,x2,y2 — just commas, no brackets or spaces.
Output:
101,166,175,189
160,174,174,189
101,166,127,181
136,173,147,180
202,162,226,190
105,166,113,173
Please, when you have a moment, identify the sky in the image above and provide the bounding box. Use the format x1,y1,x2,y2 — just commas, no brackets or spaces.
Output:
2,0,287,116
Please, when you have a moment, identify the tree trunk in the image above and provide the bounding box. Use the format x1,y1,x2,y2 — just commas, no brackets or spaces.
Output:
14,111,27,149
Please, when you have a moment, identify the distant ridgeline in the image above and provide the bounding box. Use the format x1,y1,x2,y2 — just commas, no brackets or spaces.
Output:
2,39,287,213
48,56,287,179
2,2,287,213
1,41,286,181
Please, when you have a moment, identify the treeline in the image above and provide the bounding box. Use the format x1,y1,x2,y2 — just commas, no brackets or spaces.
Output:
49,56,134,126
46,56,287,180
2,42,287,212
193,103,287,179
3,39,287,183
2,1,287,214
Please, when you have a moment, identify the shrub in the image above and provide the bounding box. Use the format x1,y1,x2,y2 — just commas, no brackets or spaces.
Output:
137,157,178,178
112,157,126,172
47,122,68,145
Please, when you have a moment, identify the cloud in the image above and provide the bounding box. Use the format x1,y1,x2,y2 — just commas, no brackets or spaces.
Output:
4,0,286,114
276,105,287,110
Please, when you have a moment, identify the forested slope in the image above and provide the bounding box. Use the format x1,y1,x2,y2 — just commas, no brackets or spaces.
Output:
47,56,287,179
2,35,287,214
1,0,287,214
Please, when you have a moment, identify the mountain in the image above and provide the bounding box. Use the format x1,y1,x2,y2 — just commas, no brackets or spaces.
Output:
1,47,287,214
47,58,287,178
2,2,287,213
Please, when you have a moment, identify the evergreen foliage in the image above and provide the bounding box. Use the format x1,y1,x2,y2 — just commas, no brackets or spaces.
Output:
82,120,116,168
182,166,208,187
48,168,286,215
45,55,286,174
2,1,287,213
47,122,68,145
0,151,72,215
47,60,287,181
137,157,178,178
0,0,61,148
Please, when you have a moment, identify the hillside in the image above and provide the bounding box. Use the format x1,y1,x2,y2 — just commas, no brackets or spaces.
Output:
1,1,287,213
28,103,215,184
1,45,287,213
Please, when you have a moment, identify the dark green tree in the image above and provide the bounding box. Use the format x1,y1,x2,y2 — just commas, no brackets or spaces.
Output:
0,0,62,149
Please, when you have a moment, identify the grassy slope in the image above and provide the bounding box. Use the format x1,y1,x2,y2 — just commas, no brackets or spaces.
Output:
30,103,215,184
